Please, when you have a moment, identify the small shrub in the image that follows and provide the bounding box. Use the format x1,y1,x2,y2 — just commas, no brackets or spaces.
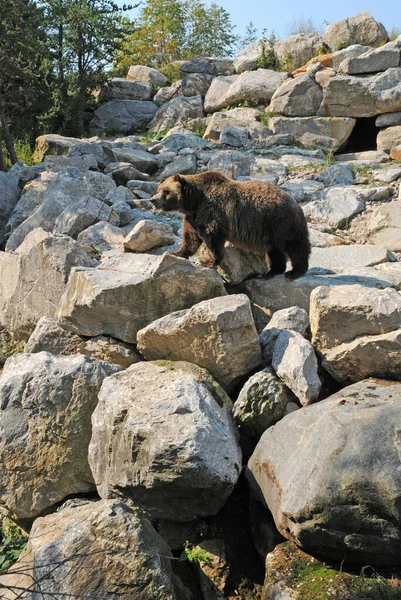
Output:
139,129,170,143
1,137,35,170
0,519,27,574
325,149,336,166
389,26,401,41
317,42,331,55
159,63,182,84
179,543,210,565
282,52,295,72
257,30,280,70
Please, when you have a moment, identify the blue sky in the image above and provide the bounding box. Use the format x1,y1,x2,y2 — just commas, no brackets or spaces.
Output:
118,0,400,39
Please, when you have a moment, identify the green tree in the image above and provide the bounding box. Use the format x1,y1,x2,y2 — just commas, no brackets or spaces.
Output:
185,1,237,58
238,21,258,50
40,0,138,136
114,0,187,72
0,0,50,165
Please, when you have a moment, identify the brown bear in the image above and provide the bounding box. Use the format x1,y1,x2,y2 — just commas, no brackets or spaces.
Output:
151,170,311,279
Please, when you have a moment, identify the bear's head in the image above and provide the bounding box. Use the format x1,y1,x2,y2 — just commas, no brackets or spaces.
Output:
151,174,186,212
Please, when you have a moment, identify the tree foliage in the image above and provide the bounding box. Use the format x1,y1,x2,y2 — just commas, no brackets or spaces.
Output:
113,0,238,73
238,21,258,50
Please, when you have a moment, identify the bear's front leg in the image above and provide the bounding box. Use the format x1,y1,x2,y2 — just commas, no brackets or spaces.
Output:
197,225,226,268
167,216,202,259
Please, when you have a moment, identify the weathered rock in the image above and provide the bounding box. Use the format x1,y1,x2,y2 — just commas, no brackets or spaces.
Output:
208,150,251,178
220,125,249,148
322,68,401,118
272,330,321,406
340,46,400,74
269,75,323,117
107,163,149,186
137,294,261,390
322,329,401,383
356,200,401,251
205,70,288,113
298,132,339,151
110,147,158,174
259,306,309,364
376,111,401,127
317,163,355,186
99,77,152,101
331,44,371,70
244,270,396,331
182,72,214,98
203,108,260,141
250,156,287,179
0,229,93,339
124,219,178,252
77,335,141,368
233,41,263,73
77,221,126,257
127,65,168,87
203,75,238,113
315,67,336,86
310,284,401,350
303,186,366,228
280,180,324,202
196,242,269,285
323,12,389,51
149,96,204,133
153,80,183,106
335,149,390,163
310,244,395,272
6,169,117,252
274,33,322,70
268,116,356,148
0,499,186,599
0,352,121,520
0,170,20,246
180,57,233,76
33,134,80,163
372,166,401,182
159,127,210,151
58,253,226,343
160,154,197,179
24,316,82,354
53,197,119,238
90,100,158,134
233,367,299,438
309,228,347,248
377,125,401,152
248,378,401,564
88,361,241,521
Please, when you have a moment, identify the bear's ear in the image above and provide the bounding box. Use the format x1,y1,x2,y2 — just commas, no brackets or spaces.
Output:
159,178,166,184
174,173,186,185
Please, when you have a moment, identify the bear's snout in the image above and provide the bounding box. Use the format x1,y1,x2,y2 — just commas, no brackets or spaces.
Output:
150,193,164,209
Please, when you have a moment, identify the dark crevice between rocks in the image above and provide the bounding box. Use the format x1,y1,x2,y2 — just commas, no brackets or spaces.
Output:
342,117,380,153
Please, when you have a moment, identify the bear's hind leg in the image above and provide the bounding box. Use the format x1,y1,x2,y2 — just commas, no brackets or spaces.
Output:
198,227,226,267
265,245,287,278
285,238,310,280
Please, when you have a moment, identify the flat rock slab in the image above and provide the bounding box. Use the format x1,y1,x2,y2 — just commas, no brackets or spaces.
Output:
322,329,401,384
303,186,366,229
0,499,185,600
89,361,241,521
58,252,226,343
137,294,261,391
309,245,396,272
244,270,398,331
0,228,93,340
268,117,356,148
0,352,121,520
310,284,401,350
247,378,401,565
272,330,321,406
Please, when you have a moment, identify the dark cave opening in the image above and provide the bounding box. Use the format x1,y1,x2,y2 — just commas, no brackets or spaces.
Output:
341,116,380,153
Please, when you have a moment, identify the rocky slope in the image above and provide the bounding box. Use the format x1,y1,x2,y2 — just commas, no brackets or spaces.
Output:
1,11,401,600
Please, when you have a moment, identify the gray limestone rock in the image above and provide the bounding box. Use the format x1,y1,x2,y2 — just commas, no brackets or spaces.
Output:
88,361,241,521
58,252,226,343
24,316,82,354
259,306,309,364
137,294,261,391
274,33,322,70
182,72,214,98
159,154,197,179
248,378,401,565
53,197,120,239
123,219,178,252
0,228,93,340
149,96,204,133
269,75,323,117
323,12,389,52
98,77,152,101
268,116,356,149
0,499,186,599
340,46,400,74
90,100,158,135
127,65,168,87
303,186,366,228
377,126,401,152
272,330,321,406
233,367,299,438
0,352,121,520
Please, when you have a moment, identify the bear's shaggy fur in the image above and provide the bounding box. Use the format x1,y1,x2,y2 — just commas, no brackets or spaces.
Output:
151,171,311,279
